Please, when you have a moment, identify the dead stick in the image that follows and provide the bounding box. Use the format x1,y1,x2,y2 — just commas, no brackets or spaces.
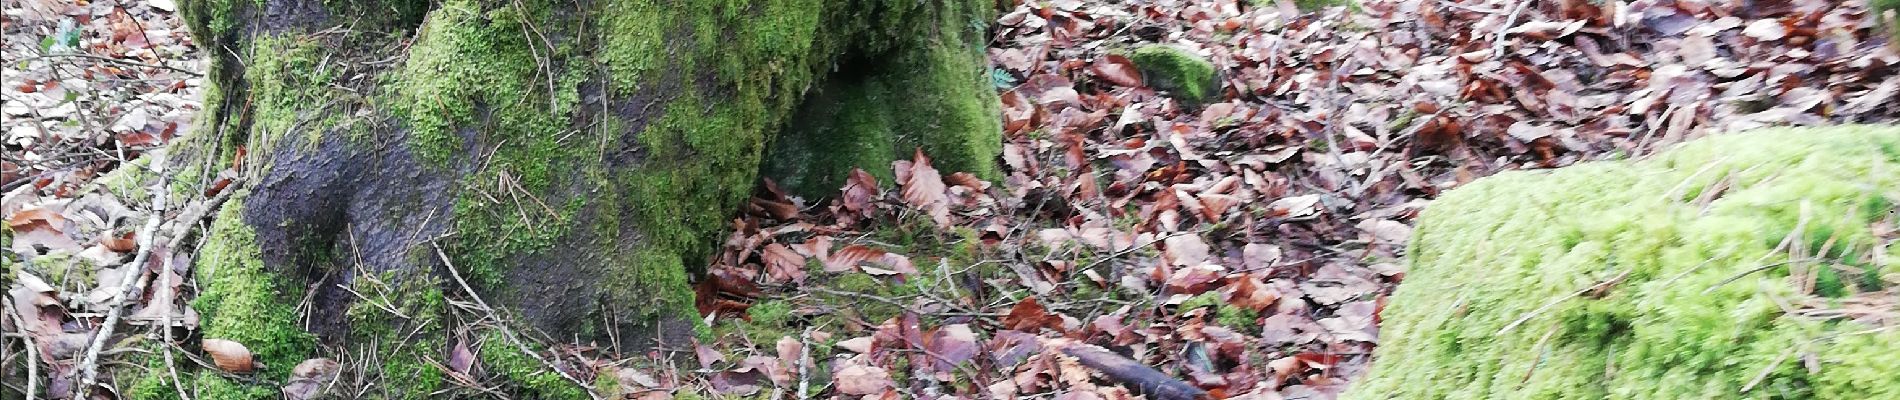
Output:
1055,342,1207,400
159,245,192,400
75,151,171,395
6,302,40,399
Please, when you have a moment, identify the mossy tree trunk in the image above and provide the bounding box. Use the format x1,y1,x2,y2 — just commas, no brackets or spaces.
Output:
148,0,1001,397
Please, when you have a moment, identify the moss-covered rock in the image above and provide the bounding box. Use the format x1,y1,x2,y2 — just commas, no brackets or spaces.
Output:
1347,126,1900,399
1129,45,1219,103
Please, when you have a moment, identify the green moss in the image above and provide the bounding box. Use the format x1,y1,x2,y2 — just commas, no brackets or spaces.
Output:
246,34,353,163
185,194,317,398
1347,126,1900,399
1877,0,1900,41
762,0,1002,196
1179,292,1258,329
712,300,800,346
93,156,155,203
387,1,577,166
345,271,451,399
1129,45,1219,103
478,330,589,399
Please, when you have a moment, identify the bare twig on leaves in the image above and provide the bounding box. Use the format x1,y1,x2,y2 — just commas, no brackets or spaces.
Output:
431,244,604,400
1054,340,1208,400
7,302,41,399
1492,0,1534,59
159,250,193,400
13,53,203,77
75,151,171,396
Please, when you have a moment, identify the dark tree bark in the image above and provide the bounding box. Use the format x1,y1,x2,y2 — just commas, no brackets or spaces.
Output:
138,0,1002,396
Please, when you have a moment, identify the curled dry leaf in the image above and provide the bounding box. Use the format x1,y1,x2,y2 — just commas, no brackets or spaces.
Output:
1090,54,1145,87
834,364,894,395
836,336,875,354
203,338,258,374
840,168,881,217
1742,19,1786,41
824,244,917,275
761,243,808,284
283,358,341,400
448,338,476,374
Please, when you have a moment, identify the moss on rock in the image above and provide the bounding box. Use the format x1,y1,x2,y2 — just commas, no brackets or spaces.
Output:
1346,126,1900,399
1130,45,1218,103
763,0,1002,196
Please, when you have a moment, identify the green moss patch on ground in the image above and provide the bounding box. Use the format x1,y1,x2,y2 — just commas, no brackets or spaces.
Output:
1129,45,1218,103
1348,126,1900,399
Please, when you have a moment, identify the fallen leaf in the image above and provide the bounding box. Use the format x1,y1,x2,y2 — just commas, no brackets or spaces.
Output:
1090,54,1145,87
761,243,807,284
203,338,258,374
1002,297,1063,332
282,358,340,400
834,364,893,395
897,149,951,225
1742,19,1786,41
447,338,475,374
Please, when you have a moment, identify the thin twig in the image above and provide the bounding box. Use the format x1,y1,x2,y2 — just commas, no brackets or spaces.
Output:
159,248,192,400
75,151,171,396
431,244,603,400
13,53,202,76
1492,0,1534,59
796,327,814,400
6,302,40,399
1496,269,1631,335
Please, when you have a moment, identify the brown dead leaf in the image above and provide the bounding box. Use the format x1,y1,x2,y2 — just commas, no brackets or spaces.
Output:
1002,297,1064,332
897,149,952,225
834,364,894,395
761,243,807,284
1090,54,1144,87
204,338,258,374
825,245,918,275
282,358,340,400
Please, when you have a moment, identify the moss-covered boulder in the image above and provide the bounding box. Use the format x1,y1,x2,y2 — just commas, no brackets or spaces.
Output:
1348,126,1900,399
1130,45,1219,102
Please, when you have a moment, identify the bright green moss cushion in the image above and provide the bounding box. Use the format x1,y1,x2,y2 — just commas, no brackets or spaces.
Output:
1347,126,1900,399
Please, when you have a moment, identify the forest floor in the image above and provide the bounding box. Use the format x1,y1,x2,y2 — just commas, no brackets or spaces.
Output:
5,0,1899,399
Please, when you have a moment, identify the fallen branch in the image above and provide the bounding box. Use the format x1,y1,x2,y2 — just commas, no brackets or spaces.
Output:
75,151,171,396
432,244,604,400
1054,341,1208,400
159,245,192,400
6,302,41,399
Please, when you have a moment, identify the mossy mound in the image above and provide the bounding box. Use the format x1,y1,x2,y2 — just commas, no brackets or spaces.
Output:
1129,45,1219,103
1877,0,1900,41
1347,126,1900,399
